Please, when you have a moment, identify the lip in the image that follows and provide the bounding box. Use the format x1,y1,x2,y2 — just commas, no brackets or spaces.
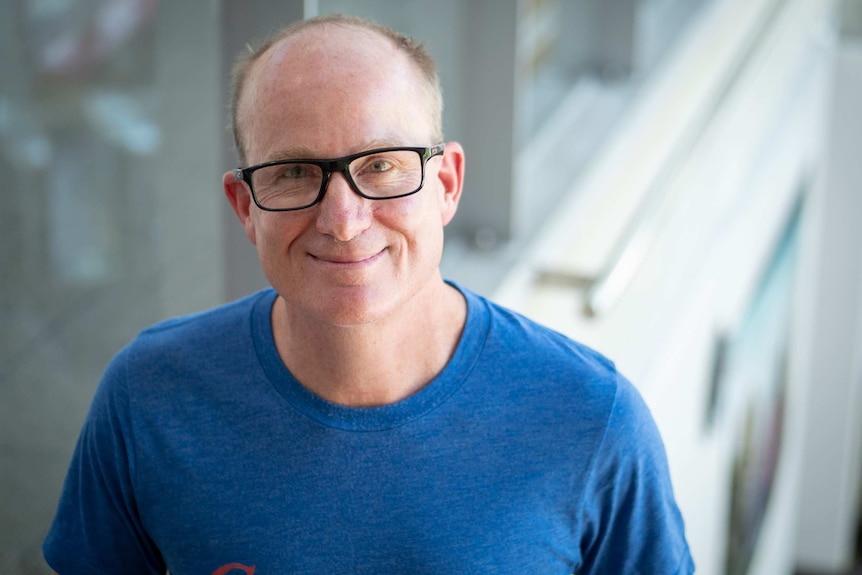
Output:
309,248,385,268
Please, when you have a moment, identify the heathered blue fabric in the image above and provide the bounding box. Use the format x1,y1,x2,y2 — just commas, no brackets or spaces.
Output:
44,285,694,574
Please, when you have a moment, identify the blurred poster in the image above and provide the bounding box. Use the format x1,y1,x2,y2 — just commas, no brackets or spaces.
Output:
715,197,803,575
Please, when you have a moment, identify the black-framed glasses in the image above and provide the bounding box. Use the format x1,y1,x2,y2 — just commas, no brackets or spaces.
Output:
233,144,445,211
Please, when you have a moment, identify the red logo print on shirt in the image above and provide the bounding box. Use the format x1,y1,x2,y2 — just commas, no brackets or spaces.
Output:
212,563,256,575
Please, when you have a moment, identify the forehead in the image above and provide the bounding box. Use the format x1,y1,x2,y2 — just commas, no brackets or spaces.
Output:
240,25,434,161
262,25,400,83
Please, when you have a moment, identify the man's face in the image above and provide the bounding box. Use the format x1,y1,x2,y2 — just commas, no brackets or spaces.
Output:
225,26,462,327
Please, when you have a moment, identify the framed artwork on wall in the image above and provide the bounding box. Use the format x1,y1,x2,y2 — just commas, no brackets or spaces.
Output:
707,194,804,575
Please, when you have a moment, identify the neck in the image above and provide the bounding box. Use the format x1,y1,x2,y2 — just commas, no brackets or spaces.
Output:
271,280,466,407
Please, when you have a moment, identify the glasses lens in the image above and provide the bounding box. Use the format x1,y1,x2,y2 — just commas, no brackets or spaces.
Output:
251,163,324,209
349,149,423,198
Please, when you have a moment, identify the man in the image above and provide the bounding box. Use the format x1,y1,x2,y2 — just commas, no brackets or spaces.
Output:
44,14,694,575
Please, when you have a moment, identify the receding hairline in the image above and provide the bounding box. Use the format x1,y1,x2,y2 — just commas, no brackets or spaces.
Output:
230,14,444,166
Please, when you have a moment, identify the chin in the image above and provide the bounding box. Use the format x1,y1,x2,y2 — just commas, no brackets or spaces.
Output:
296,284,400,327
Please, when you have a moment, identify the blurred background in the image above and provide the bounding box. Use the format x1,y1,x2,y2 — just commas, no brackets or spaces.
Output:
1,0,860,573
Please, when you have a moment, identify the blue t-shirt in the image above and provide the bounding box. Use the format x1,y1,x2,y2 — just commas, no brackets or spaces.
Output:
44,285,694,574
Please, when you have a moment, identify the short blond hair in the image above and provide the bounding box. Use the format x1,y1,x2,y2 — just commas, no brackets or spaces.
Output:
229,14,443,166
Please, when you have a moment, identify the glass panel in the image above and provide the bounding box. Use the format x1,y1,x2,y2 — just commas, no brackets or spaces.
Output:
513,0,715,256
0,1,161,571
519,0,713,140
638,0,713,73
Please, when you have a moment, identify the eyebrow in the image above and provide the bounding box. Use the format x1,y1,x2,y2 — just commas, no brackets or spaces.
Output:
261,139,412,163
263,146,318,162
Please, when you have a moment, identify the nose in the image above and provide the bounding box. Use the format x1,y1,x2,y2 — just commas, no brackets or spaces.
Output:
314,171,373,242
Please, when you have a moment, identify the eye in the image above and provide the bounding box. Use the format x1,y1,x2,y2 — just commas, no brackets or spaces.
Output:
282,164,309,179
367,158,393,173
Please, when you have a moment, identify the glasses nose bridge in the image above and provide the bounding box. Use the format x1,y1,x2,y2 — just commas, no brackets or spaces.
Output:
319,157,361,200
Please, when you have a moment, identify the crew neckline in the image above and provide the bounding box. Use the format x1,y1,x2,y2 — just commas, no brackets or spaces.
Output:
250,283,489,431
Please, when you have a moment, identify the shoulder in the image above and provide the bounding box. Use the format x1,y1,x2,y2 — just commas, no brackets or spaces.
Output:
120,289,274,367
461,285,612,361
460,285,618,388
136,289,274,347
455,285,627,432
93,289,275,407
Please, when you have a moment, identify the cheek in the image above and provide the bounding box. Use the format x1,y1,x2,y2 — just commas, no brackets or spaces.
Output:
381,196,445,265
387,184,447,223
373,194,435,243
252,211,308,257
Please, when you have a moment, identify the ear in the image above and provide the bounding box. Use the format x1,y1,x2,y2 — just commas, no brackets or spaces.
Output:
436,141,465,227
223,170,258,245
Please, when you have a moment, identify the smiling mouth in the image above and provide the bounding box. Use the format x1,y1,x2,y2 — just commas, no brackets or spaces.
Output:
310,249,384,266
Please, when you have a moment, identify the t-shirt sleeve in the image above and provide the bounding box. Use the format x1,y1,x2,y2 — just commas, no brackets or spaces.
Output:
576,373,695,574
43,346,166,575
